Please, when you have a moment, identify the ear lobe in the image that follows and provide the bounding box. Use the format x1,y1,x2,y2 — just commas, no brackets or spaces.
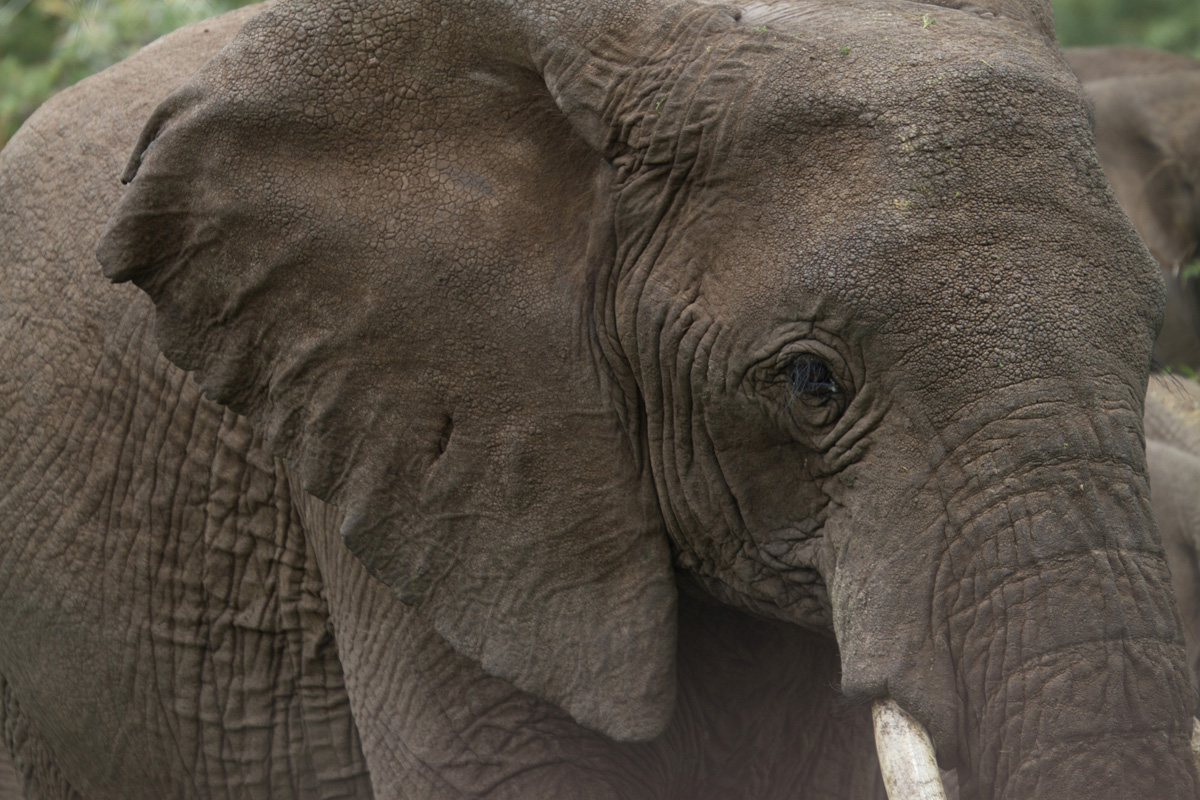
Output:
97,0,678,740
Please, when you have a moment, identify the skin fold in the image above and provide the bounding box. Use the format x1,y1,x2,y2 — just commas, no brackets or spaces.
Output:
0,1,1197,798
1065,47,1200,369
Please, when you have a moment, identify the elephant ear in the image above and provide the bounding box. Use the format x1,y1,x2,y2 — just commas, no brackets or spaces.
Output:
96,0,686,741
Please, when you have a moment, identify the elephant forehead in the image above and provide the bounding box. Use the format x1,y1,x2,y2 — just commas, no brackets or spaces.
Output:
678,30,1163,399
739,17,1084,160
715,159,1161,396
738,0,1063,87
684,2,1106,260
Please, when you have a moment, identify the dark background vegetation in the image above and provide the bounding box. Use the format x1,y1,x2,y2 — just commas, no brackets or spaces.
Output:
2,0,1199,147
0,0,257,146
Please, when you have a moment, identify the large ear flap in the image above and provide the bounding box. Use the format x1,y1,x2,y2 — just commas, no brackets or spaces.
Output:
95,0,720,740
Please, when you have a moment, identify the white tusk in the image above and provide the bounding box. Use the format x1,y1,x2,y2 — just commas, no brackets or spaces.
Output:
873,698,948,800
1191,718,1200,771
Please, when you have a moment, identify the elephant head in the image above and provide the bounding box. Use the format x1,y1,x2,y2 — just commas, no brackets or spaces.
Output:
1066,47,1200,369
95,0,1197,796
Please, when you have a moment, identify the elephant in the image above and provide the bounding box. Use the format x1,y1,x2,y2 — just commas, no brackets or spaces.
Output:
1065,46,1200,83
1064,47,1200,369
1146,376,1200,678
1,0,1197,798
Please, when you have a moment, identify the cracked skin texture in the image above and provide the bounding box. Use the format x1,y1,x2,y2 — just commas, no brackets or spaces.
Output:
0,0,1198,797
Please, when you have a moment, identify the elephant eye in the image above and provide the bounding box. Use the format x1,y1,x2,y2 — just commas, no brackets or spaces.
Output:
787,357,838,401
785,356,844,427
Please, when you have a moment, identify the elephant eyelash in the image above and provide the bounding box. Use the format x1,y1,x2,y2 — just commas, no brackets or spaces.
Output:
786,357,840,403
1149,358,1189,392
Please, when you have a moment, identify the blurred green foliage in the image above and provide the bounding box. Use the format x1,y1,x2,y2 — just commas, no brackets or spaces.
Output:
1,0,256,147
0,0,1198,148
1054,0,1200,56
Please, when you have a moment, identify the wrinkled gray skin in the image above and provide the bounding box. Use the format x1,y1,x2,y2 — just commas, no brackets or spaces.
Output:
1065,47,1200,369
1,1,1197,798
1146,377,1200,678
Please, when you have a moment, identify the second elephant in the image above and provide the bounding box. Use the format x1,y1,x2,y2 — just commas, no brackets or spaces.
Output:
1066,46,1200,369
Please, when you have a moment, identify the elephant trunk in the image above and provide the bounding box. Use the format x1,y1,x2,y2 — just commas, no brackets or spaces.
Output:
948,459,1193,798
873,703,1200,800
831,400,1199,799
